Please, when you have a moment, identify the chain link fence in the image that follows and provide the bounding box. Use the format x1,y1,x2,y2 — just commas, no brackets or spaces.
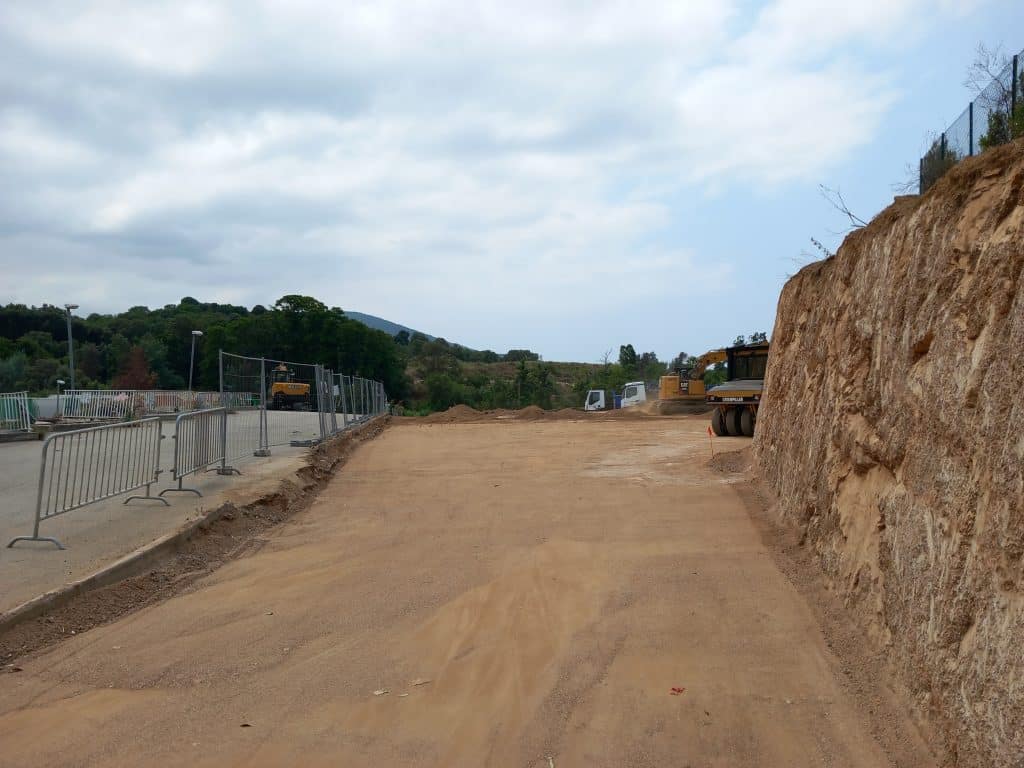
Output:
921,49,1022,192
219,350,388,472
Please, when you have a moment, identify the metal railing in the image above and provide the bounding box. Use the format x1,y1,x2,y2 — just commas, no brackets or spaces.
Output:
0,391,32,433
920,48,1022,192
4,353,389,550
61,389,140,421
161,408,226,497
59,389,258,420
7,417,168,550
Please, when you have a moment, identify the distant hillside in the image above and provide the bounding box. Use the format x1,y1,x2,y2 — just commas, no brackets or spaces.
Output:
344,311,435,341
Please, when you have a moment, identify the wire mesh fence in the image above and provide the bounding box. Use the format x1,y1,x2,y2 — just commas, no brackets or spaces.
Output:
921,49,1022,192
219,351,388,471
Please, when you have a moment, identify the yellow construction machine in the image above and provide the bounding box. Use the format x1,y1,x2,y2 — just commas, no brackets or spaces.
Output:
706,342,769,437
656,348,727,413
269,363,311,410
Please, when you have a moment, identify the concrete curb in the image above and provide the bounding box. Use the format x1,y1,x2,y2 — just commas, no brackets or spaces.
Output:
0,416,386,635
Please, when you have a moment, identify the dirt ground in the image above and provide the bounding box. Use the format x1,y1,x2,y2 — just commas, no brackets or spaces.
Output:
0,417,938,767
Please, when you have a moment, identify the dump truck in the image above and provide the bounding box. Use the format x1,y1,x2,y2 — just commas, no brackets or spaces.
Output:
706,342,769,437
657,348,727,413
269,363,312,410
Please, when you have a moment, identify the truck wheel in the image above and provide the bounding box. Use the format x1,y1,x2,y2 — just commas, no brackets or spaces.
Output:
725,407,742,436
711,408,727,436
740,408,755,437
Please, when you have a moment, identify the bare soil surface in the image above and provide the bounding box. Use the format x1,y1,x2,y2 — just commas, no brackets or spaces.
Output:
0,418,937,767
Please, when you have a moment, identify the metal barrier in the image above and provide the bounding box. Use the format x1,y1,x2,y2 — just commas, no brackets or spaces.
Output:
61,389,258,419
161,408,226,497
0,391,32,433
62,389,140,421
7,417,168,550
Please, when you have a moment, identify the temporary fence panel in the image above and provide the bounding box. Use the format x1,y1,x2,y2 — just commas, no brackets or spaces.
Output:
0,391,32,433
7,417,168,550
161,407,226,497
62,390,140,421
219,353,268,469
335,373,349,429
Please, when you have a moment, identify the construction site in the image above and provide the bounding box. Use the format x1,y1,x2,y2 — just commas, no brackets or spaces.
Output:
0,141,1020,766
2,4,1024,765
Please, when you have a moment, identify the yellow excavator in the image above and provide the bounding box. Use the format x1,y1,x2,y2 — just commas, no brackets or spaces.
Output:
656,348,727,413
269,363,311,410
706,342,769,437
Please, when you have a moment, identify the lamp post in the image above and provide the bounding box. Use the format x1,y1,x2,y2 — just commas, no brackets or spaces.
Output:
64,304,78,391
188,330,203,392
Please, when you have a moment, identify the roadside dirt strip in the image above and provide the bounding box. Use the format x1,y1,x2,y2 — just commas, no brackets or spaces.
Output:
0,417,938,767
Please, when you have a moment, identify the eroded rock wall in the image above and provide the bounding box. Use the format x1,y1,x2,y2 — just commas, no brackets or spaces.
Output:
754,141,1024,767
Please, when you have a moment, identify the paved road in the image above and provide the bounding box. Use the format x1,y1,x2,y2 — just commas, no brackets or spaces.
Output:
0,417,935,767
0,411,363,614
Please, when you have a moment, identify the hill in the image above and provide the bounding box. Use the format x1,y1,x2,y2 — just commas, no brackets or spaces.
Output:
344,311,435,341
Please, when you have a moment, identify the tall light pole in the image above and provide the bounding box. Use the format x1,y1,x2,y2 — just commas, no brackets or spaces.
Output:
188,330,203,392
64,304,79,391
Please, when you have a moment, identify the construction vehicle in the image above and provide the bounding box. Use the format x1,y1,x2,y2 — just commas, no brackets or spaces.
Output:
706,342,769,437
269,363,311,410
657,348,727,413
584,381,648,411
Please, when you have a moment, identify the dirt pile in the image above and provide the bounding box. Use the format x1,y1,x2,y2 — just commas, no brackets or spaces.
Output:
419,404,483,423
754,140,1024,767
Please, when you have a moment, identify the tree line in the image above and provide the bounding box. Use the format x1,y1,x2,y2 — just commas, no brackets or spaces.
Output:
0,296,547,410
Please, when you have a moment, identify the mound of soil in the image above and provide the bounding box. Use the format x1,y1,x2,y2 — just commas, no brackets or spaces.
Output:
709,447,751,474
420,404,484,423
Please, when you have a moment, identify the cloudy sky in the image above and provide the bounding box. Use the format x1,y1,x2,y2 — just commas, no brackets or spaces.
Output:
1,1,1021,361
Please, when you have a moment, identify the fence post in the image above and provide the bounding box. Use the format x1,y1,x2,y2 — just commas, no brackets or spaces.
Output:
256,357,270,457
340,374,349,429
968,101,974,156
216,350,239,475
315,365,326,442
1013,54,1019,124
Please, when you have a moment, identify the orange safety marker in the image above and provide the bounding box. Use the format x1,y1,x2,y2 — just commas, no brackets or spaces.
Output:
707,425,715,457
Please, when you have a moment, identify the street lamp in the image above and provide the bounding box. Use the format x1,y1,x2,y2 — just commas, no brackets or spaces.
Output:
64,304,79,391
188,330,204,392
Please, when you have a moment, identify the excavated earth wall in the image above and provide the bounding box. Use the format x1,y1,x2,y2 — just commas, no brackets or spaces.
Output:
754,140,1024,767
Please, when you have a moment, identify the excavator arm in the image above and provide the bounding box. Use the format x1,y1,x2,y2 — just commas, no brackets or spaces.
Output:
688,349,726,380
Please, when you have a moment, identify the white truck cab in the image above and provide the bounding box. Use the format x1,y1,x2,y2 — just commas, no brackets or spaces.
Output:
584,389,607,411
620,381,647,408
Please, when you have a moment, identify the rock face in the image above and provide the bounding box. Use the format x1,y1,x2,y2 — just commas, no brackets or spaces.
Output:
754,140,1024,767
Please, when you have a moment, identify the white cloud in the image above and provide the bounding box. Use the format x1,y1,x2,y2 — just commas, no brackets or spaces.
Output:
0,0,986,356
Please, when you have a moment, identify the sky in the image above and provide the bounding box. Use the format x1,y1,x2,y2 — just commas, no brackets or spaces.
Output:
1,1,1022,362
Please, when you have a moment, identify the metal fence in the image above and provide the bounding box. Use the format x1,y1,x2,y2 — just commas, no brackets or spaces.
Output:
0,391,32,433
921,49,1022,192
61,389,140,421
5,351,388,549
7,418,168,550
161,407,226,497
219,351,388,472
59,389,257,421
